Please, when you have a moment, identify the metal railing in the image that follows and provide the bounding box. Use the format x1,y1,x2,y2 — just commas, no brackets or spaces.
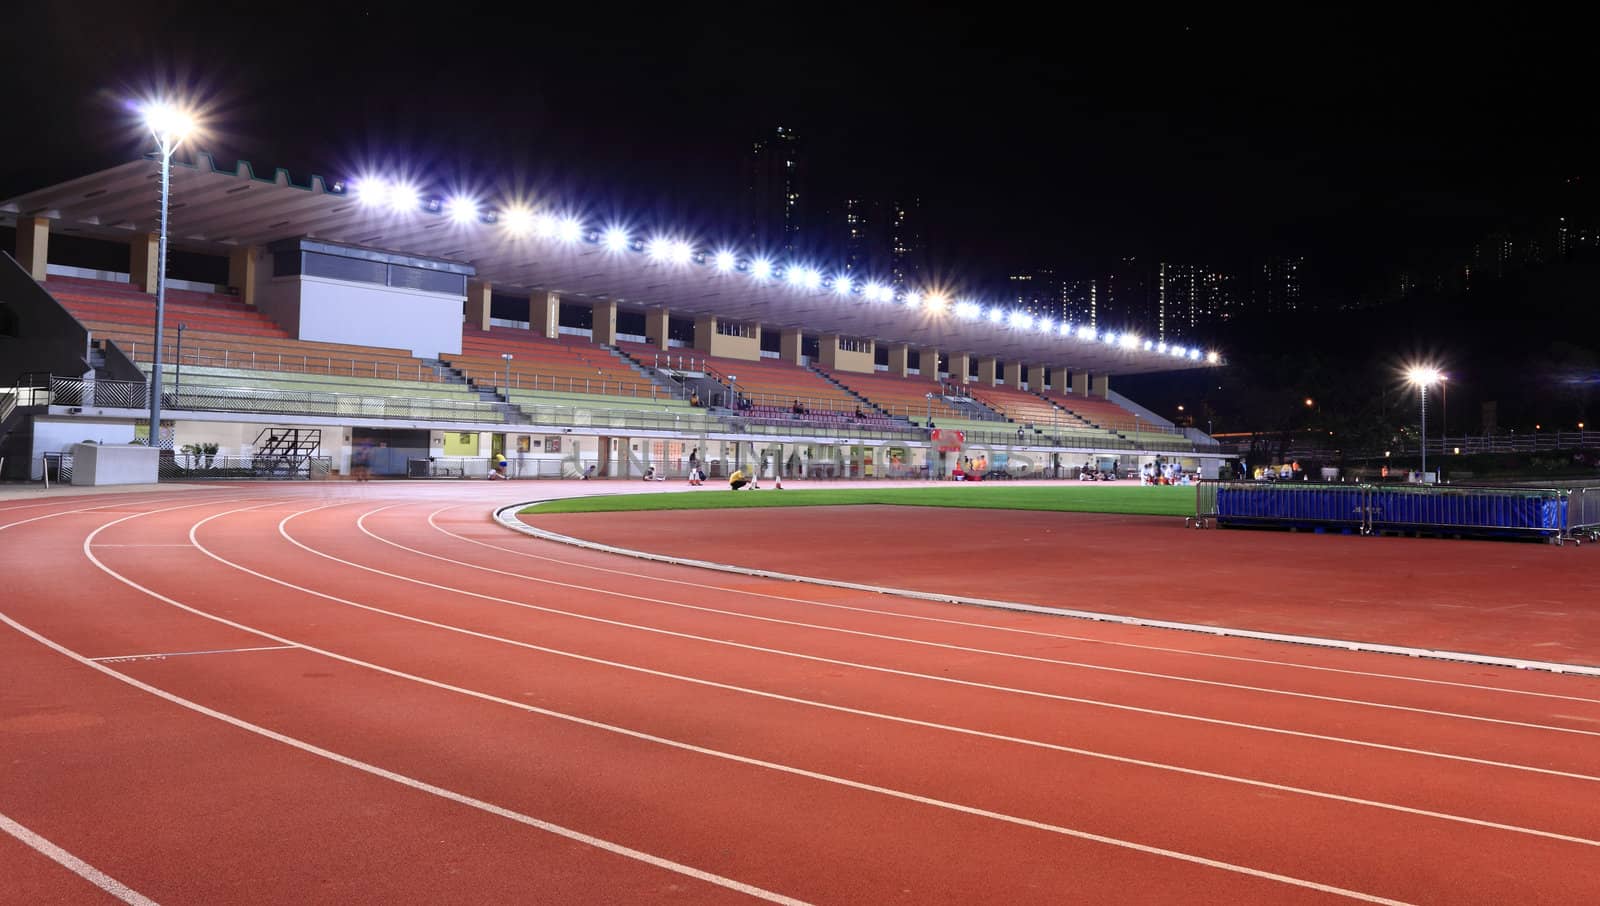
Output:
119,339,449,382
160,454,332,480
44,375,503,423
501,373,677,398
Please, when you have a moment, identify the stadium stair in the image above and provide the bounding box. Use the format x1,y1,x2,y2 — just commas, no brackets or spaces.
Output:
809,367,891,417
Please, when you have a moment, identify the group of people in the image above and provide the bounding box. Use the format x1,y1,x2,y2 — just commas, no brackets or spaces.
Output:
1141,461,1195,485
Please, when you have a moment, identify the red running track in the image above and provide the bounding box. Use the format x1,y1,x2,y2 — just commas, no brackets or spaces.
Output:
3,484,1600,904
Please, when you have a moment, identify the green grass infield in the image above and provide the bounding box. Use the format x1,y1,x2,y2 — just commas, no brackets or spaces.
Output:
522,484,1197,517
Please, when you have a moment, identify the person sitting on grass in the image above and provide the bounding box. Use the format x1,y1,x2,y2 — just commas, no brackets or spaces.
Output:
729,468,750,490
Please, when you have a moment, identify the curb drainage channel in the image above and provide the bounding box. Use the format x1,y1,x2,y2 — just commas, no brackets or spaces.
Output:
493,501,1600,680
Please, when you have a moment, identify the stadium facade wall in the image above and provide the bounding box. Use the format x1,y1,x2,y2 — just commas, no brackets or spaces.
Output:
258,274,463,357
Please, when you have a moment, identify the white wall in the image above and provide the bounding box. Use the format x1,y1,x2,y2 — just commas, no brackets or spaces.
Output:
29,417,136,479
298,276,463,357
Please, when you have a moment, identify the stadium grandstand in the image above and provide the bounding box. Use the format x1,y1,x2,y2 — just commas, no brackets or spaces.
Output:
1,150,1222,483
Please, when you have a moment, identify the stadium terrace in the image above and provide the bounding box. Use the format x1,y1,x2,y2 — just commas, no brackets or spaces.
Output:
1,152,1224,483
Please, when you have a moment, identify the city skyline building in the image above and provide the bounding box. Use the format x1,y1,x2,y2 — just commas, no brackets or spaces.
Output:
741,125,807,257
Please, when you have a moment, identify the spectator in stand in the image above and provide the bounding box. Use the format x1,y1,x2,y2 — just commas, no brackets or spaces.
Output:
689,391,701,407
739,396,752,411
792,399,806,416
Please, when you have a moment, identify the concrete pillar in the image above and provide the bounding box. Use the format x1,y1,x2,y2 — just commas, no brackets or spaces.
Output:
976,357,998,386
948,352,970,384
129,232,159,294
592,299,618,345
1025,364,1046,390
16,216,49,281
467,279,492,331
1092,373,1111,399
779,328,803,365
530,291,559,339
817,333,840,371
919,347,941,380
693,314,716,354
886,343,909,377
1004,361,1024,387
1071,371,1089,395
227,247,258,306
644,308,669,350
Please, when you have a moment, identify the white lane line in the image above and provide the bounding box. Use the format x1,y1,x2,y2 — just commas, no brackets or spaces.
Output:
252,504,1600,783
0,809,159,906
345,506,1600,742
0,612,810,906
92,544,203,548
153,506,1600,847
430,507,1600,706
77,513,1414,905
91,644,298,663
500,503,1600,679
0,494,220,533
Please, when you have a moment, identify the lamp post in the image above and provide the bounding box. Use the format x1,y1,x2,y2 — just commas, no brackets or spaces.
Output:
1406,366,1441,480
1439,374,1448,452
501,352,513,394
141,102,194,452
174,322,187,397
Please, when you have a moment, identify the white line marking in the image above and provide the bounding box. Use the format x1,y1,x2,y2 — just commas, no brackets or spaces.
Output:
71,510,1416,904
0,612,810,906
246,503,1600,783
91,543,204,548
431,506,1600,706
91,644,298,663
0,809,159,905
343,506,1600,742
128,505,1600,847
498,502,1600,678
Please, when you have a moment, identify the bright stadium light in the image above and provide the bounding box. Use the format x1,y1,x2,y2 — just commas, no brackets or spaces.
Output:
1008,310,1030,328
787,266,821,289
750,258,774,281
646,236,688,263
1120,333,1139,349
1143,339,1154,351
903,290,923,308
925,293,948,313
531,213,559,239
1187,348,1201,360
602,227,631,252
1077,325,1097,341
1037,318,1054,333
355,178,391,208
1103,331,1118,345
555,216,584,243
955,301,981,320
987,307,1004,323
141,102,194,144
443,195,479,225
1157,341,1169,354
502,206,535,237
1206,351,1221,364
1060,322,1074,336
384,182,419,213
834,274,853,295
1406,365,1444,479
713,250,737,272
863,281,884,301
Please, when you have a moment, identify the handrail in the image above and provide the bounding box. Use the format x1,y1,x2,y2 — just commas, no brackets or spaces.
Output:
123,340,448,383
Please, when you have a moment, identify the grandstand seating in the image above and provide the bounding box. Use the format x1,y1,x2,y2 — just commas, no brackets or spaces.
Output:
48,277,443,382
1037,388,1194,450
614,342,865,415
148,363,504,422
450,328,666,398
818,369,998,425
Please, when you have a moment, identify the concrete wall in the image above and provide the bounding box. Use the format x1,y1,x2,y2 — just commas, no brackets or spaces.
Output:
70,443,157,486
29,416,136,479
818,335,875,373
0,252,92,385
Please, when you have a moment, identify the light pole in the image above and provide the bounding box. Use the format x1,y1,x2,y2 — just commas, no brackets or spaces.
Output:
1406,366,1441,480
141,102,194,452
502,352,513,395
174,322,187,397
1439,374,1448,451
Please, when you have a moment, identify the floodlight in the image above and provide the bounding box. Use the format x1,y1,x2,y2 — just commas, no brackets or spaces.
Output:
385,183,419,213
1008,310,1029,328
1406,366,1441,386
1037,318,1053,333
556,216,584,243
863,281,884,300
1103,332,1118,345
1143,339,1154,351
1187,348,1201,360
1060,322,1074,336
355,179,390,208
444,195,479,224
602,227,631,252
1077,325,1096,340
1157,341,1168,353
713,250,737,271
987,307,1004,323
502,206,535,236
668,240,694,264
1120,333,1138,349
750,258,774,280
141,102,194,142
1206,351,1221,364
834,275,853,295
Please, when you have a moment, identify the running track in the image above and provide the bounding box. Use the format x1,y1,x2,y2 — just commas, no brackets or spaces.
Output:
3,483,1599,904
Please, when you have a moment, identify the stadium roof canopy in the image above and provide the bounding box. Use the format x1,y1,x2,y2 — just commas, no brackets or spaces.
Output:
2,154,1220,375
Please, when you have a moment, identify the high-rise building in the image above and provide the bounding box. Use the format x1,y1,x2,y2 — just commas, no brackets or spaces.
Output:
1008,269,1064,322
840,196,874,276
742,126,807,257
1062,278,1097,326
1258,255,1304,313
1159,263,1236,335
1101,256,1155,330
888,196,923,288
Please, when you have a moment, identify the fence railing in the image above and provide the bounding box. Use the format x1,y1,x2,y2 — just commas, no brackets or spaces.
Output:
160,454,332,481
45,375,503,424
119,339,450,383
500,373,678,399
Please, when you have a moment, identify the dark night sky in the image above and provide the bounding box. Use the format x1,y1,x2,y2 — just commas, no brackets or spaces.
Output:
3,3,1593,301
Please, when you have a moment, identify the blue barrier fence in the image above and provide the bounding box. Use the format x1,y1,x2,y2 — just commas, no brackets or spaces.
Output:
1195,481,1600,543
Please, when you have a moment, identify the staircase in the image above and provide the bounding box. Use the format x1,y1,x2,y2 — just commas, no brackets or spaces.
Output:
606,346,692,400
250,427,323,478
809,368,892,417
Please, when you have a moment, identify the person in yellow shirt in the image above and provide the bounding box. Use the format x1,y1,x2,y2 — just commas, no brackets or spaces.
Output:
729,469,750,490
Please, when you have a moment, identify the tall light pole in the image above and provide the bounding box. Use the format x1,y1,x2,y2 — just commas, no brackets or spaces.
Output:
175,322,187,396
1407,366,1441,480
1439,373,1448,450
502,352,513,395
141,102,194,452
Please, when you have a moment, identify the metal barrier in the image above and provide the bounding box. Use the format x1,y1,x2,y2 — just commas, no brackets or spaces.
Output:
159,455,331,480
1192,480,1595,543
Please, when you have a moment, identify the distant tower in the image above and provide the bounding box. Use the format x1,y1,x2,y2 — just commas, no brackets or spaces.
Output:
742,126,807,257
889,195,923,288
